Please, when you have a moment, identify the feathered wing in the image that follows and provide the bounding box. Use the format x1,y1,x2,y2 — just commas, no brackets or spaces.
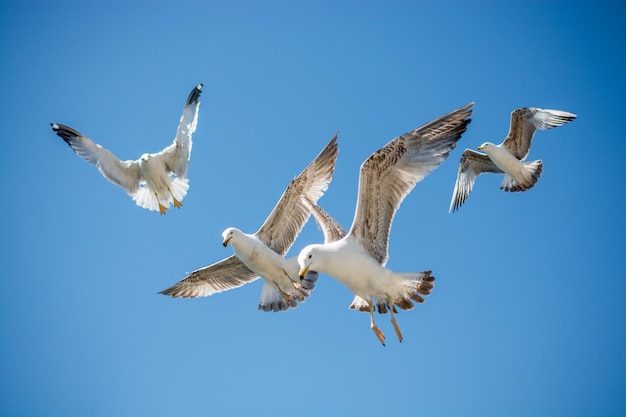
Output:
255,132,339,256
503,107,577,161
349,103,473,265
51,123,142,194
160,83,203,178
449,149,504,213
300,195,347,243
159,255,259,298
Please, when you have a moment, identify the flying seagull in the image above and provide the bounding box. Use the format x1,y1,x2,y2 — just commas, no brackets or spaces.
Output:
449,107,576,212
160,133,339,312
297,103,473,345
51,83,203,214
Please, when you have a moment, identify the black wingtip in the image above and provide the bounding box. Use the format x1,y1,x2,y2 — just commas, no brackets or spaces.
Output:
50,123,84,146
186,83,203,106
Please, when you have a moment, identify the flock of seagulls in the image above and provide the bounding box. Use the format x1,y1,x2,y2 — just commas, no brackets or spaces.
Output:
51,84,576,346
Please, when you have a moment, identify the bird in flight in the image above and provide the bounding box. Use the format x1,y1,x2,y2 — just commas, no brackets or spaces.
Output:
51,83,203,214
297,103,473,345
449,107,576,212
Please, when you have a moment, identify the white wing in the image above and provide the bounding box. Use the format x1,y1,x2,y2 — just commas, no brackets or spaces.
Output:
449,149,503,213
160,83,203,178
502,107,577,161
255,132,339,256
159,255,259,298
301,195,347,244
349,103,473,265
51,123,142,194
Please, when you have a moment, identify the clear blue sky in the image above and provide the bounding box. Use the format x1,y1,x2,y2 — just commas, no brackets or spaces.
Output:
1,1,624,416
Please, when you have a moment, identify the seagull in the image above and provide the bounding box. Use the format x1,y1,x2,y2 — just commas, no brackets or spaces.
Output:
160,133,339,312
51,83,203,214
297,103,473,345
449,107,577,212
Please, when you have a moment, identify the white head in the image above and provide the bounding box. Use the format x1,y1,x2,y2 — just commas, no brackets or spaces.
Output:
222,227,238,247
140,153,151,163
297,244,322,278
477,142,496,152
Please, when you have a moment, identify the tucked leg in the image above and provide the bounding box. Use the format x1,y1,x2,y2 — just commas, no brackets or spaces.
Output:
273,282,295,307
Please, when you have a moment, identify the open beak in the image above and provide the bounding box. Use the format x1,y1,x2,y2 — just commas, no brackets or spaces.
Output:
222,236,232,247
298,265,309,279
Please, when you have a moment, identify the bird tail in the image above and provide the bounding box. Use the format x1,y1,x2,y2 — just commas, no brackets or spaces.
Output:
169,177,189,203
130,177,189,212
500,160,543,192
132,187,160,212
349,271,435,313
392,271,435,310
257,271,317,313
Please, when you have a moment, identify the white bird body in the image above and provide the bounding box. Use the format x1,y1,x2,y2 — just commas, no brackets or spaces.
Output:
297,103,474,345
223,228,307,310
134,152,189,211
304,237,398,299
477,142,540,191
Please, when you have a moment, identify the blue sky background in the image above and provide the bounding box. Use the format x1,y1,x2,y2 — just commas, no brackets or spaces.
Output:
1,1,624,416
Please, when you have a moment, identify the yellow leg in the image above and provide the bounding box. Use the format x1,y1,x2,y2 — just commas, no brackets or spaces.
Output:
390,313,403,343
166,185,183,209
273,282,292,304
369,303,386,346
154,191,167,215
388,296,403,343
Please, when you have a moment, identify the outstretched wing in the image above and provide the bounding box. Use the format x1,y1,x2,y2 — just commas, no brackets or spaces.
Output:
301,195,347,243
161,83,203,178
349,103,473,265
255,132,339,256
449,149,503,213
159,255,259,298
503,107,577,161
51,123,142,194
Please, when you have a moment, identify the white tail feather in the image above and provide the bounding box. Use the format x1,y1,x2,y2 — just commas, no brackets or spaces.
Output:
169,177,189,202
500,160,543,192
132,187,160,212
257,278,312,313
258,282,293,312
130,177,189,212
349,272,434,313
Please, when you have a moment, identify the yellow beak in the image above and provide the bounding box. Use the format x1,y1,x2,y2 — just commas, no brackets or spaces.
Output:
298,265,309,279
222,236,232,247
477,145,484,151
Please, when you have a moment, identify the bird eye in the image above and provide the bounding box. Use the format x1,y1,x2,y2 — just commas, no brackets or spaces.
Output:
308,254,312,259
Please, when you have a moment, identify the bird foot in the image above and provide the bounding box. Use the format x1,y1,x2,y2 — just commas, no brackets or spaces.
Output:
159,204,167,215
371,324,386,346
391,315,403,343
173,198,182,208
